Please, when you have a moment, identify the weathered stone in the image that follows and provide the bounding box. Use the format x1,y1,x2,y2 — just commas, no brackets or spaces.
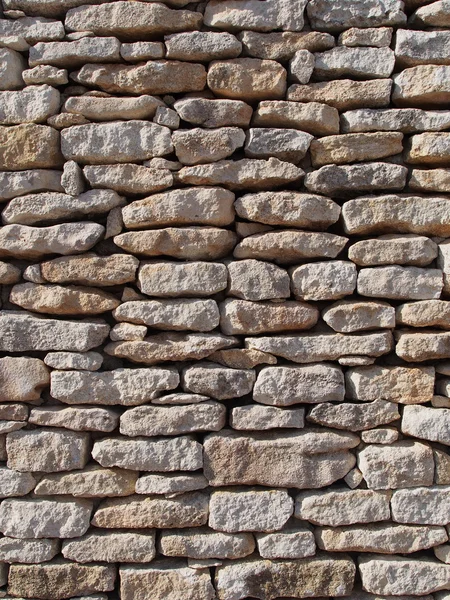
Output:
0,356,49,402
317,523,448,553
291,261,357,301
341,108,450,134
0,85,59,124
137,262,226,301
51,367,178,406
173,128,244,165
239,30,334,61
62,531,155,563
255,528,315,559
359,555,450,595
178,158,303,190
120,41,164,62
439,240,450,295
342,194,450,237
74,61,206,95
358,266,443,300
253,364,343,407
393,65,450,107
0,497,92,538
349,235,438,267
174,97,252,129
247,332,393,363
391,486,450,525
410,168,450,193
110,323,147,341
34,466,137,498
0,311,109,352
61,160,84,196
29,37,121,67
23,65,67,85
0,124,62,170
234,230,347,264
231,405,304,430
165,31,241,61
84,164,172,196
0,48,25,90
307,0,405,31
396,331,450,362
92,436,202,471
204,0,307,32
182,363,255,400
40,253,139,287
339,26,393,47
253,100,339,135
311,132,403,167
289,50,315,85
114,299,219,333
0,261,20,284
235,191,339,229
244,128,312,162
7,561,115,600
401,405,450,446
29,405,119,433
135,473,208,496
358,441,434,490
395,29,450,69
347,365,435,404
115,227,236,260
61,121,172,164
308,399,400,432
160,528,254,559
120,561,215,600
0,467,36,497
0,420,26,434
411,0,450,26
209,488,293,533
215,554,355,600
65,2,202,39
287,79,392,111
295,488,390,526
220,299,318,335
227,259,290,301
322,300,395,333
314,47,395,79
406,133,450,166
397,300,450,329
92,492,208,528
0,15,64,41
204,429,358,488
64,94,163,121
361,427,399,445
304,163,407,198
120,402,225,437
0,403,28,421
0,537,59,563
0,169,63,202
156,107,187,130
209,349,277,369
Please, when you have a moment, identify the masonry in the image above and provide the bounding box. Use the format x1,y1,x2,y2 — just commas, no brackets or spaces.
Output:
0,0,449,597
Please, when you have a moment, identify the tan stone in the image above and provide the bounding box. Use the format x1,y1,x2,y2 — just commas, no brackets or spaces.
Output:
62,530,156,564
138,261,227,298
0,124,62,170
173,97,253,129
253,100,339,136
173,128,245,165
410,168,450,193
311,132,403,167
406,132,450,166
349,234,438,266
397,300,450,329
34,466,137,498
287,79,392,110
84,164,173,195
159,527,254,559
393,65,450,107
308,399,400,432
395,331,450,362
0,356,49,402
322,300,395,333
64,94,164,121
239,31,334,61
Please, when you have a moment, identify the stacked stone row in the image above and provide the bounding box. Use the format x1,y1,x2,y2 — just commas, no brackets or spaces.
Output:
0,0,450,598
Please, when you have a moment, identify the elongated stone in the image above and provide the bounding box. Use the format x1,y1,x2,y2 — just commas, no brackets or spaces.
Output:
291,261,357,301
92,436,202,471
159,527,254,559
391,486,450,525
92,492,209,528
295,488,391,526
65,2,202,39
358,266,443,300
0,15,65,40
402,405,450,445
138,261,227,298
244,128,312,162
308,399,400,431
346,365,435,403
0,85,59,124
359,555,450,595
395,29,450,68
253,364,344,406
29,405,119,433
396,331,450,362
234,230,347,264
307,0,406,31
253,100,339,135
29,37,121,67
322,300,395,333
314,46,395,79
65,94,163,121
0,124,63,170
62,530,156,564
204,429,358,488
122,187,235,229
135,473,208,496
239,30,334,61
317,523,448,553
204,0,307,32
341,108,450,133
339,26,393,47
397,300,450,329
173,97,252,129
215,555,355,600
393,65,450,107
34,465,137,498
0,356,49,402
349,234,438,267
246,332,393,363
220,299,318,335
50,368,179,406
358,441,434,489
255,528,315,559
173,127,245,165
120,561,215,600
114,227,236,260
0,311,109,352
0,47,26,91
0,497,92,538
165,31,241,61
7,561,115,600
209,488,293,533
0,537,59,563
235,191,339,229
311,132,403,167
231,405,305,430
0,169,63,202
120,402,226,436
342,194,450,236
84,164,172,196
182,363,255,400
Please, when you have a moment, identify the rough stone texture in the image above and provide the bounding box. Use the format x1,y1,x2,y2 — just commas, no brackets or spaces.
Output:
64,95,164,121
307,0,406,31
322,300,395,333
357,266,443,300
391,486,450,525
349,235,438,267
0,124,62,170
310,132,403,167
393,65,450,107
308,399,400,431
62,531,156,563
34,466,137,498
253,100,339,135
159,528,254,559
291,261,357,301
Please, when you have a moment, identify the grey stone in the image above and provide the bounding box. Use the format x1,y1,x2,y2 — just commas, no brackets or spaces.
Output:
255,528,315,559
45,351,102,371
135,473,208,496
120,41,164,62
0,467,36,497
227,259,290,301
0,48,25,90
138,261,227,297
395,29,450,68
29,37,121,67
0,15,64,41
349,234,438,267
341,108,450,133
402,405,450,445
289,49,315,84
410,168,450,194
238,30,334,61
358,266,443,300
0,85,60,124
393,65,450,107
165,31,241,61
308,399,400,431
0,537,59,564
391,486,450,525
244,128,312,162
23,64,68,85
173,127,245,165
411,0,450,26
159,527,254,559
182,363,255,400
314,47,395,79
29,406,119,433
173,97,253,129
230,405,305,430
307,0,406,31
291,261,357,301
61,160,84,196
0,169,63,202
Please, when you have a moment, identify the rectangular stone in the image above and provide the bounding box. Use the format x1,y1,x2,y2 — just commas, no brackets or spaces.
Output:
391,486,450,525
29,37,121,67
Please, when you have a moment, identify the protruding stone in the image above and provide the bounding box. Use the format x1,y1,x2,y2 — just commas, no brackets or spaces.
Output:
0,356,49,402
322,300,395,333
349,234,438,267
291,261,357,301
308,399,400,431
173,97,252,129
204,429,358,488
0,124,62,170
253,100,339,136
393,65,450,107
358,266,443,300
314,46,395,79
62,531,156,564
289,50,315,84
64,94,164,121
182,363,255,400
310,132,403,167
138,261,227,298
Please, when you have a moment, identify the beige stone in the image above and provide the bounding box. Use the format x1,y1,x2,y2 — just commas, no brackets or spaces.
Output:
173,97,252,129
84,164,172,196
0,467,36,498
339,27,393,47
0,537,59,564
0,356,49,402
0,169,60,202
135,473,208,496
239,30,334,61
34,466,137,498
159,528,254,560
406,133,450,166
62,531,156,564
204,429,358,488
322,300,395,333
311,132,402,167
64,94,164,121
0,124,62,170
120,41,164,61
138,261,227,298
231,405,304,430
393,65,450,107
173,128,244,165
349,234,438,266
255,528,315,559
182,363,255,400
307,0,406,31
410,168,450,193
209,349,277,370
402,405,450,446
291,261,357,301
358,266,443,300
29,37,121,67
411,0,450,26
253,100,339,135
0,84,60,124
308,399,400,432
29,405,119,433
396,331,450,362
227,259,290,301
391,485,450,525
397,300,450,329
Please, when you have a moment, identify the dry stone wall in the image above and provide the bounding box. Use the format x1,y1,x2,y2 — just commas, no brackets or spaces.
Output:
0,0,450,597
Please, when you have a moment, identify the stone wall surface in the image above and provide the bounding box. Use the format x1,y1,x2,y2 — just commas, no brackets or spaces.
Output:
0,0,449,598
